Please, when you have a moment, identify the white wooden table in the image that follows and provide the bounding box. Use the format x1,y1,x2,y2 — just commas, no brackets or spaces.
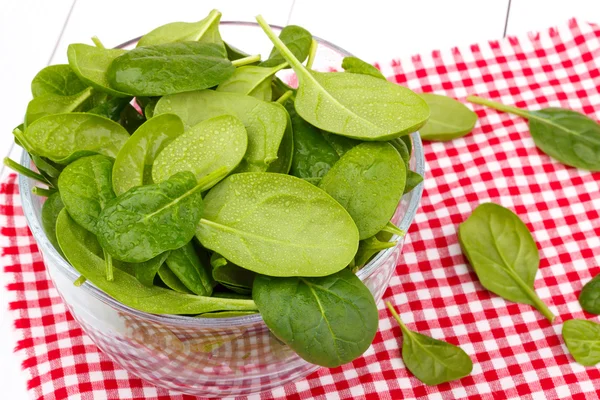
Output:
0,1,598,398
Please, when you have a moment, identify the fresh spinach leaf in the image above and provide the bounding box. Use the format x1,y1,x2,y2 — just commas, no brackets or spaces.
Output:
119,104,146,133
67,44,130,97
579,274,600,314
259,25,312,68
56,210,257,314
404,171,424,194
256,16,429,140
135,252,170,287
152,114,247,184
157,263,193,294
319,142,406,239
96,170,223,262
87,96,132,121
419,93,477,141
57,155,115,234
211,253,255,294
468,95,600,171
41,192,65,254
216,63,287,101
113,113,185,195
562,319,600,366
458,203,555,322
198,310,257,318
25,87,94,125
196,172,359,277
354,235,396,268
22,113,130,164
253,268,378,367
31,64,88,98
137,9,224,48
155,90,287,171
31,155,61,188
224,41,251,61
386,302,473,385
266,102,294,174
107,42,234,96
341,56,385,79
165,241,214,296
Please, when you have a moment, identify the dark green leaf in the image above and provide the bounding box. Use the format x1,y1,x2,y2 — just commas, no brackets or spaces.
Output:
259,25,312,68
31,64,88,97
21,113,130,164
224,41,251,61
41,192,65,254
134,252,170,287
113,113,185,195
419,93,477,141
57,155,115,234
253,268,378,367
119,104,146,134
386,302,473,385
96,170,220,262
266,102,294,174
25,87,94,125
319,142,406,239
56,210,257,314
67,44,130,97
196,172,359,277
468,96,600,171
211,253,255,294
152,114,247,184
157,263,192,293
579,274,600,314
341,57,385,79
404,171,424,194
562,319,600,366
458,203,555,322
257,16,429,140
165,241,213,296
88,96,131,121
107,42,234,96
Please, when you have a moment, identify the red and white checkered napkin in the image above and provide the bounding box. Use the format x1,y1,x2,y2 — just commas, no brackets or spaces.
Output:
2,18,600,400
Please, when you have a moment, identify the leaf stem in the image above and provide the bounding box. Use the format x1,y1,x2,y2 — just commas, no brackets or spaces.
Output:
104,249,114,282
305,39,318,69
32,187,56,197
382,221,406,237
73,276,87,287
31,155,61,178
231,54,261,67
276,90,294,104
386,301,412,337
505,269,555,323
91,36,105,49
3,157,51,186
467,95,533,120
256,15,305,72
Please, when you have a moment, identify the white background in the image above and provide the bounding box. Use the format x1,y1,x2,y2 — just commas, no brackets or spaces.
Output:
0,1,599,398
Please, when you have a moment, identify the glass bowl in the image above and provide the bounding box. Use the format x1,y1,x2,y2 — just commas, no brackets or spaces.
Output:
18,21,425,397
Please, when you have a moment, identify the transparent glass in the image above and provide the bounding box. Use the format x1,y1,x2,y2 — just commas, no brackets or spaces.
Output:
18,22,425,397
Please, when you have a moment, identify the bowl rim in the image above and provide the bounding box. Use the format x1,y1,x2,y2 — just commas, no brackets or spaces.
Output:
19,21,425,328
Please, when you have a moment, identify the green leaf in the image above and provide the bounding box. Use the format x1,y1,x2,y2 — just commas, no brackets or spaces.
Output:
22,113,130,164
113,113,185,195
96,170,221,262
341,56,385,79
211,253,255,294
119,104,146,134
67,44,130,97
41,192,65,254
224,41,251,61
196,172,359,277
579,274,600,314
458,203,555,322
419,93,477,141
155,90,287,172
259,25,312,68
165,241,214,296
87,96,132,121
256,16,429,141
198,310,257,318
137,9,224,48
319,142,406,239
31,64,88,98
354,235,396,268
253,268,378,367
157,263,192,293
134,252,170,287
386,302,473,385
265,102,294,174
56,210,257,314
404,171,424,194
107,42,234,96
216,63,287,101
468,96,600,171
562,319,600,366
152,114,247,185
57,155,115,234
25,87,94,125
